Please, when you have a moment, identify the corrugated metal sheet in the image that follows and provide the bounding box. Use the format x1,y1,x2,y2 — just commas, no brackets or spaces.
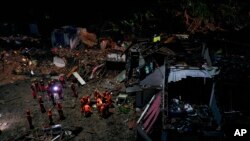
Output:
142,93,162,133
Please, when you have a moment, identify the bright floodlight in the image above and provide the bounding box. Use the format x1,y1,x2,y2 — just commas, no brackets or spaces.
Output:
53,86,59,91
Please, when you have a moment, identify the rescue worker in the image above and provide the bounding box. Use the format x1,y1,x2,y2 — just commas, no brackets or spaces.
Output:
38,96,46,113
80,97,85,107
58,85,63,99
102,91,108,103
39,79,46,92
46,85,51,100
30,82,37,99
48,80,52,89
105,92,113,107
100,104,109,118
71,83,78,98
48,109,54,125
56,103,65,120
59,75,66,88
81,104,92,117
93,89,101,100
100,91,113,115
50,93,56,106
86,96,91,105
82,95,91,105
34,80,40,92
96,96,103,114
50,79,56,86
48,88,56,106
80,96,88,107
46,84,56,105
26,110,34,129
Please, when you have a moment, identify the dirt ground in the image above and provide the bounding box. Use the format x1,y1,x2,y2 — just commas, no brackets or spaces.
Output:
0,75,138,141
0,49,139,141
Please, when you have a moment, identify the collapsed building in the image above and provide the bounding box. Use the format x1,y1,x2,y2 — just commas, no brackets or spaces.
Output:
120,34,220,140
124,33,250,140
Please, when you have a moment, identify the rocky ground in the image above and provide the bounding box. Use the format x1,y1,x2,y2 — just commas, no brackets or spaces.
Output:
0,48,139,141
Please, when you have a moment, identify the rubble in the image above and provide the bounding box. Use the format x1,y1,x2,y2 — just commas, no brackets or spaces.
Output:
0,38,138,140
78,28,97,47
53,56,66,68
0,35,40,45
0,10,249,140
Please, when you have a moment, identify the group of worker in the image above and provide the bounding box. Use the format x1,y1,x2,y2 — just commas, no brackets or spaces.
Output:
80,89,113,118
26,101,66,129
30,78,63,103
30,76,65,99
27,76,67,129
27,76,114,130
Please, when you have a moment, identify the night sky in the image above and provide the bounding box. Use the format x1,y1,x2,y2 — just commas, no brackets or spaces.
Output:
0,0,156,36
1,0,249,41
0,0,155,24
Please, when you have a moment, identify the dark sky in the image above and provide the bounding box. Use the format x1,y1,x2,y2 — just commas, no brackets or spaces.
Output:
0,0,156,35
0,0,155,24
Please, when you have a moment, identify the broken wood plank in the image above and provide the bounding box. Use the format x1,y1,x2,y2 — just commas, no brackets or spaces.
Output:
66,66,78,79
73,72,86,85
51,135,60,141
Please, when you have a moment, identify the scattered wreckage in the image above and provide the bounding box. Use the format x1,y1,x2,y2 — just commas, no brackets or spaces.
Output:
1,22,249,141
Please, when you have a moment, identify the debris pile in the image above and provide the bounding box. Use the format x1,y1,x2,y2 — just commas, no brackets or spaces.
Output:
167,98,217,133
0,32,139,140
